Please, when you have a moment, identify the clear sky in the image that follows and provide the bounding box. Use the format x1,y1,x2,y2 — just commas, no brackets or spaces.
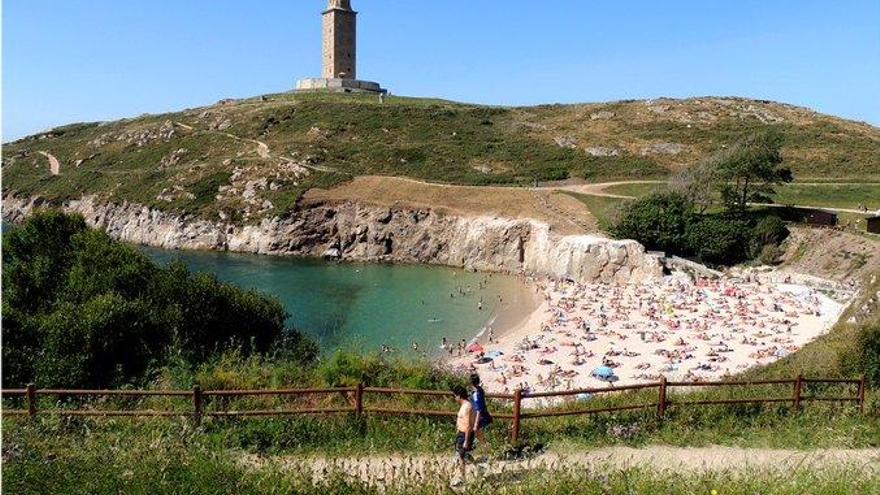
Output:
3,0,879,141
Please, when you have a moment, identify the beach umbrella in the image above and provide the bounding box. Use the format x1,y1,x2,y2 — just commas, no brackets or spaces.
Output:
591,366,615,379
466,343,485,354
485,351,504,359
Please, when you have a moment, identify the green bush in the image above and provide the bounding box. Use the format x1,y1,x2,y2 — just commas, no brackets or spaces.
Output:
611,192,795,266
757,243,782,265
610,192,693,254
316,351,463,389
852,322,880,386
1,211,316,388
685,215,752,265
750,215,789,258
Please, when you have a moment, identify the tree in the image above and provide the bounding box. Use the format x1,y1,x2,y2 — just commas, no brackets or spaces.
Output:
715,130,793,211
669,158,720,214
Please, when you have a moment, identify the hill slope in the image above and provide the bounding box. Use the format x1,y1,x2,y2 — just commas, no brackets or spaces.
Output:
3,93,878,224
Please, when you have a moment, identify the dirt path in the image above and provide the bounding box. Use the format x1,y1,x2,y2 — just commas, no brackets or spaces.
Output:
242,446,880,483
552,181,877,214
340,177,874,214
38,151,61,176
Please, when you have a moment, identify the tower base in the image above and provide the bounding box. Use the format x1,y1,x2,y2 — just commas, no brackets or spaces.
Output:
296,78,387,95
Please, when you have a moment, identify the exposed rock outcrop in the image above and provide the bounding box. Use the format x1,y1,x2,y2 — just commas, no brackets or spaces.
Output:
3,194,662,284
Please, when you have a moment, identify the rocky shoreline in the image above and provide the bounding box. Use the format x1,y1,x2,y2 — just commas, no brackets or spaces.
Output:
2,193,663,285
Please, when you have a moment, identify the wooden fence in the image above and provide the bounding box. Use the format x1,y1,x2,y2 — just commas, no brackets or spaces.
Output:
1,374,867,443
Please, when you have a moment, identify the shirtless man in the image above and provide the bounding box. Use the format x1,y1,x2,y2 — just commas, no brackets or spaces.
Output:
452,385,475,480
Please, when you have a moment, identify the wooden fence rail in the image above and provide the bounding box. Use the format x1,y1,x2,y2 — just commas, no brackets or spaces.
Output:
1,375,867,443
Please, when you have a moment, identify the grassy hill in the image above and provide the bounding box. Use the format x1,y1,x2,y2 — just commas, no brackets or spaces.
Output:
4,92,878,224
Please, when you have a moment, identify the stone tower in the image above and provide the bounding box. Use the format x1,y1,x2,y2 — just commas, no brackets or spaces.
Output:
296,0,387,94
322,0,356,79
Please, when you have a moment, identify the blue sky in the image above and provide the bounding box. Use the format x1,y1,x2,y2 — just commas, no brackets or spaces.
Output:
3,0,879,140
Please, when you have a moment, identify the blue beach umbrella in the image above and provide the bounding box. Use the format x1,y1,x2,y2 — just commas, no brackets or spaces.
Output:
590,366,617,382
485,351,504,359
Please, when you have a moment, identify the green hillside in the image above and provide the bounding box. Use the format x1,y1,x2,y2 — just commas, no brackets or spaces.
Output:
3,92,878,224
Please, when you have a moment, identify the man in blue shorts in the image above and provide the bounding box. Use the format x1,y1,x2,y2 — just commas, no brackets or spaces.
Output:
470,373,493,447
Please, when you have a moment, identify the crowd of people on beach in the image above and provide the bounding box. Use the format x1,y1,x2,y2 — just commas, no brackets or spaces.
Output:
448,275,842,398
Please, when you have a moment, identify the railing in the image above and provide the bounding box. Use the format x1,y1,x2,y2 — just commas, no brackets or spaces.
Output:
1,374,868,443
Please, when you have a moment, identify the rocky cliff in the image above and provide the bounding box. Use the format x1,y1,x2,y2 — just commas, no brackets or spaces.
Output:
2,194,662,284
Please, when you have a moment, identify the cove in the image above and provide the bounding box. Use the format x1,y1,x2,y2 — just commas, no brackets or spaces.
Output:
141,247,537,356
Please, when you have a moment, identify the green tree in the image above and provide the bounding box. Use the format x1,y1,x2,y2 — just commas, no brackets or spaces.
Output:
715,130,793,210
670,158,720,214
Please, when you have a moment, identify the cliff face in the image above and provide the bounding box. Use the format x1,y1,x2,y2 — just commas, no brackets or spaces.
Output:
2,194,662,284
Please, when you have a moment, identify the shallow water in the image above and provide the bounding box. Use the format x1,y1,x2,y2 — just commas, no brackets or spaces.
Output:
142,247,534,356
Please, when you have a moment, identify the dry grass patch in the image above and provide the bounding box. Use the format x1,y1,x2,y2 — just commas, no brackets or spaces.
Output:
305,176,599,235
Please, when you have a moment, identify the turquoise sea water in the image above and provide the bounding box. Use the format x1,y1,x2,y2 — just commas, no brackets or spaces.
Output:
142,248,533,356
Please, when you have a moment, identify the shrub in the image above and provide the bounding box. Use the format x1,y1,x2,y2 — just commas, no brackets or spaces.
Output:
610,192,693,254
316,351,463,389
852,322,880,386
685,215,752,265
757,243,782,265
750,215,789,258
2,211,316,388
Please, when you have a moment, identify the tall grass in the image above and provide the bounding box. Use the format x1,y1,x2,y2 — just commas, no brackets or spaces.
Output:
4,418,876,495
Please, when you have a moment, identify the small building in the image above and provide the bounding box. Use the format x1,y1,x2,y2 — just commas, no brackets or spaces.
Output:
777,207,837,227
867,216,880,234
803,209,838,227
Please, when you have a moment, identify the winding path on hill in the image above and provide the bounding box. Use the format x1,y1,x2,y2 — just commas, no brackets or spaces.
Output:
554,180,880,214
166,122,878,217
38,151,61,176
242,446,880,483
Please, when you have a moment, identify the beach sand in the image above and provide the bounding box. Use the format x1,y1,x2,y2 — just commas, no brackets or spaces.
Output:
443,273,848,398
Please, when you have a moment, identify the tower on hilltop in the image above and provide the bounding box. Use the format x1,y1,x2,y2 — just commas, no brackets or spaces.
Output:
323,0,356,79
297,0,387,95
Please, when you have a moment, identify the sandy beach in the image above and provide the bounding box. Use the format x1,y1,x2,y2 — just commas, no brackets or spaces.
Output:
443,273,848,396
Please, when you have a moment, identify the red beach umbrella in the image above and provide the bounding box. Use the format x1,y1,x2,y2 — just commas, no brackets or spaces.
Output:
466,343,485,354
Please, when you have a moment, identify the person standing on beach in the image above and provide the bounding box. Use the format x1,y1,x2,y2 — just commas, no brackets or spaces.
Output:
452,385,475,480
470,374,493,447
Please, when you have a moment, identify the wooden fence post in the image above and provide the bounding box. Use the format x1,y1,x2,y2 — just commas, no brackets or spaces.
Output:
793,374,804,412
26,383,37,420
355,383,365,418
657,377,668,419
192,385,203,426
511,388,522,444
857,375,866,414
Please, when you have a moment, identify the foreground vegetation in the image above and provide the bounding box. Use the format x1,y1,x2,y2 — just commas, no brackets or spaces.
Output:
1,211,316,389
4,415,878,494
3,211,879,493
